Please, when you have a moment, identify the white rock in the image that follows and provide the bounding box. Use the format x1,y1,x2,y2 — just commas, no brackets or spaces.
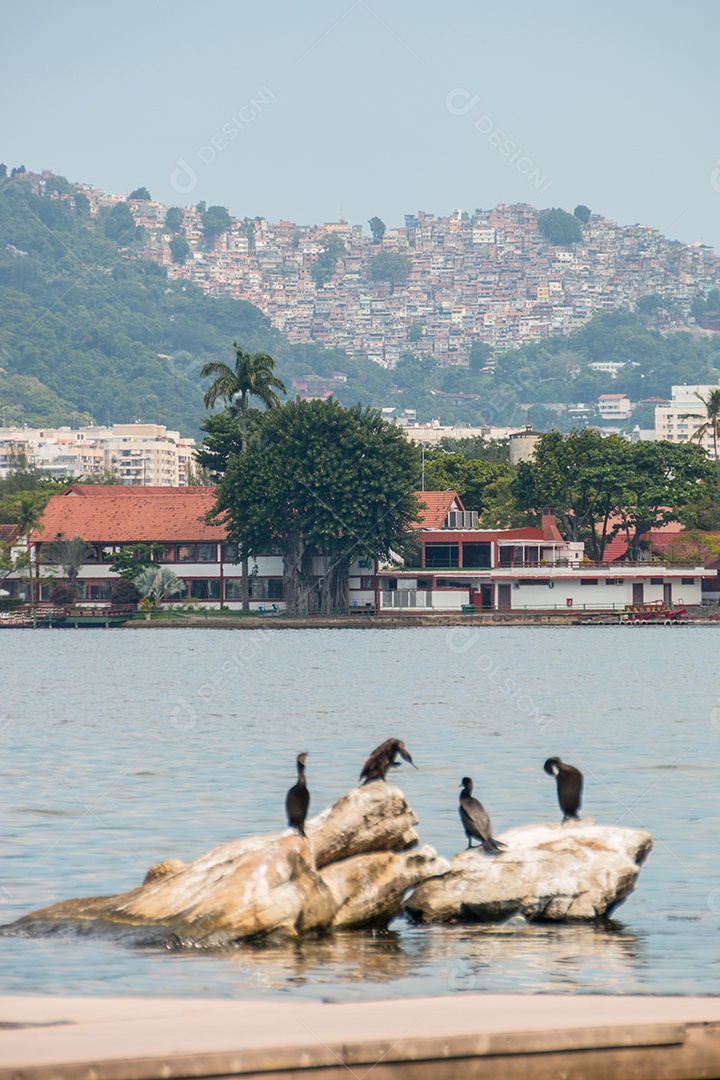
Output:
321,845,451,929
406,820,653,923
16,784,422,942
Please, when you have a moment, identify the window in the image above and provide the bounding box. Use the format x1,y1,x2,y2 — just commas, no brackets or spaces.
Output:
681,577,695,585
231,577,284,600
77,581,112,601
159,545,175,562
360,576,376,590
222,543,239,563
580,578,599,586
196,543,216,562
188,579,220,600
518,579,550,586
462,542,491,569
425,543,459,569
650,577,663,585
416,578,431,590
176,544,195,562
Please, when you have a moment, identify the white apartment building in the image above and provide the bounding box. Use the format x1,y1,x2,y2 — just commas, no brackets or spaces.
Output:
655,384,720,457
597,394,632,421
0,424,196,485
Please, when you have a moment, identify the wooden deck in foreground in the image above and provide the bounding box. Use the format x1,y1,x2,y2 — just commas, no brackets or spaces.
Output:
3,994,720,1079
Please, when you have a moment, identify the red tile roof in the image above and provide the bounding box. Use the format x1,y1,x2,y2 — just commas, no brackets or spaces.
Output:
413,490,464,529
63,484,212,497
0,524,17,543
33,490,226,544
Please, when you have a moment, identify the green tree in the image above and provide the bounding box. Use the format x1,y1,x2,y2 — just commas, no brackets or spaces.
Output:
421,448,511,515
195,409,246,479
368,216,386,243
468,339,492,374
573,204,591,224
407,323,423,342
201,343,286,612
615,441,714,559
681,388,720,483
109,543,165,580
514,429,629,561
169,236,190,264
128,187,152,201
538,208,583,246
42,536,95,597
73,191,90,215
100,201,137,243
165,207,184,232
110,577,141,605
663,531,720,567
201,205,232,245
311,233,347,287
196,200,207,213
212,399,419,614
369,251,411,289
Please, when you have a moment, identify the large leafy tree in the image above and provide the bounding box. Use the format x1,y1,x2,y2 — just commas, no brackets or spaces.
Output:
614,441,714,559
212,399,420,614
201,344,286,611
538,208,583,246
514,429,628,560
368,216,386,243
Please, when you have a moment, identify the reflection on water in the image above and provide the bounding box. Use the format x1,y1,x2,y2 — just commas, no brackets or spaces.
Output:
1,626,720,1000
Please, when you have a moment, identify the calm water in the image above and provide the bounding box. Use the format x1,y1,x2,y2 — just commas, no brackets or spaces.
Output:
1,625,720,1001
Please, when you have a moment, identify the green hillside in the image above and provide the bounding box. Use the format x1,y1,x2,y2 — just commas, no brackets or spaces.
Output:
1,174,719,435
0,178,389,433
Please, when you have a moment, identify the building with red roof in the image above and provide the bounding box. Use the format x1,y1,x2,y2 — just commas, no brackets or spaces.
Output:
2,485,712,613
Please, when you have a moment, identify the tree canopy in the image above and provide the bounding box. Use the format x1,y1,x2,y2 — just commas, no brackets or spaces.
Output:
573,204,591,224
128,187,152,201
211,399,419,613
201,205,232,242
164,207,184,232
514,429,714,560
538,208,583,246
368,216,386,243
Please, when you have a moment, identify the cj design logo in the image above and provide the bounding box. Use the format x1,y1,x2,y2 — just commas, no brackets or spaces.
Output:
169,88,276,195
710,160,720,194
169,159,198,196
169,697,198,731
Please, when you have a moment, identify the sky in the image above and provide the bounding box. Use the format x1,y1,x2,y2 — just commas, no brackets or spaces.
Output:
3,0,720,247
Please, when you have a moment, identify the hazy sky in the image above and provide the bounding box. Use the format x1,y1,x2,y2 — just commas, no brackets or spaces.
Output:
4,1,720,247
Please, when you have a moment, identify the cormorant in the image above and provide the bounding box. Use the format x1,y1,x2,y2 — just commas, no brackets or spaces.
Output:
458,777,506,854
544,757,583,822
360,738,417,784
286,752,310,837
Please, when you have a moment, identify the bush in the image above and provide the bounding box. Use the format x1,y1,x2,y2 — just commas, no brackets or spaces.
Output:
111,578,141,605
49,580,75,605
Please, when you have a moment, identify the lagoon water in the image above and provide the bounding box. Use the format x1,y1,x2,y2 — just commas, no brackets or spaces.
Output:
1,625,720,1001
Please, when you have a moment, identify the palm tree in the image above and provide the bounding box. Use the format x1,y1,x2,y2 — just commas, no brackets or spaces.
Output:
42,536,95,599
15,495,45,607
201,344,286,613
681,388,720,483
134,566,186,606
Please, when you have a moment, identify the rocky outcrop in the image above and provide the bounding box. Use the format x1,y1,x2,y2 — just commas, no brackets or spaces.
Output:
406,820,653,923
9,801,653,945
13,784,439,942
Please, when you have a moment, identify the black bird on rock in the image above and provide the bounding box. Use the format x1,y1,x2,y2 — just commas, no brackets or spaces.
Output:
458,777,506,854
544,757,583,822
360,738,417,784
286,752,310,837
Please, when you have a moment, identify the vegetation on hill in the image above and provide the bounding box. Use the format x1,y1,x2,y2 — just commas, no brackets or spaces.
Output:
1,173,720,435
